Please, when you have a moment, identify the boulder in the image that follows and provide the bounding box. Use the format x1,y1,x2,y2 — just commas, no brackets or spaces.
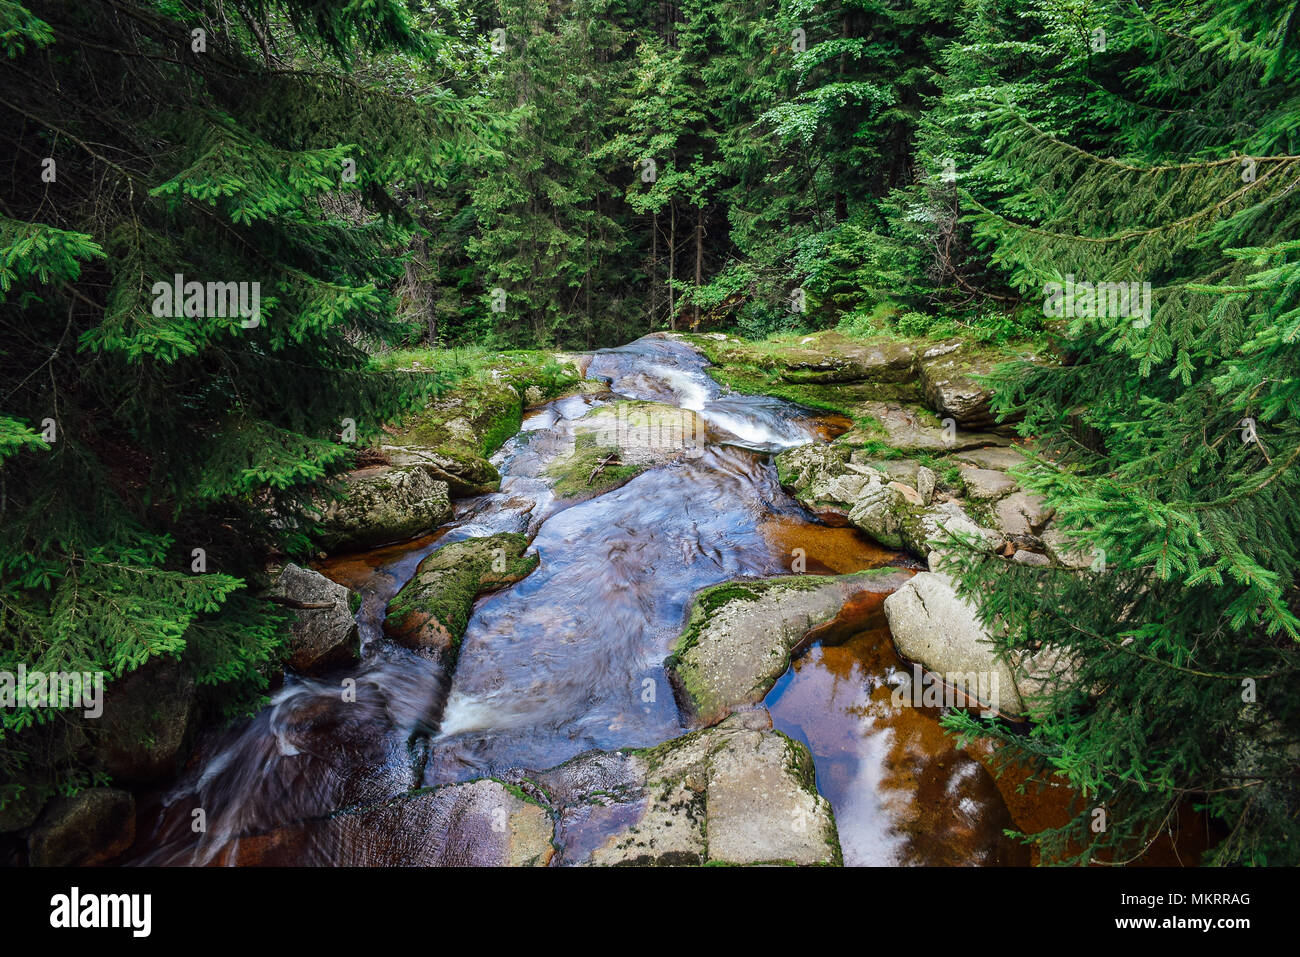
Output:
384,533,537,667
993,490,1055,536
775,333,918,385
775,443,854,510
94,659,194,784
666,570,912,725
778,442,1003,560
379,445,500,498
846,475,1001,558
883,572,1023,715
317,466,451,552
911,501,1004,556
269,564,360,674
28,788,135,866
391,380,523,458
846,480,920,550
916,341,1045,429
379,370,573,498
545,712,839,866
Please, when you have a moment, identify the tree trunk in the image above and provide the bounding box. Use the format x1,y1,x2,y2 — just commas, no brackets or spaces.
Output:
651,210,658,331
668,202,677,329
693,205,703,328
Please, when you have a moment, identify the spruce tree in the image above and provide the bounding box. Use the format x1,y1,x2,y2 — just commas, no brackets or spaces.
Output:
941,0,1300,865
0,0,476,814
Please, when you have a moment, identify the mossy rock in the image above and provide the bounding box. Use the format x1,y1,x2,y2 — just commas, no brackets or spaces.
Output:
665,569,913,726
490,352,583,404
317,466,452,552
545,401,706,501
838,400,1006,453
381,443,501,498
389,379,522,460
27,788,135,866
546,434,645,501
683,331,923,410
601,712,840,866
772,331,919,385
384,532,538,668
91,658,195,785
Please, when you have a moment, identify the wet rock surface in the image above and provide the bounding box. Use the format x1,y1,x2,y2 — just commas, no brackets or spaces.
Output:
542,712,838,866
94,659,195,784
383,532,538,667
28,788,135,867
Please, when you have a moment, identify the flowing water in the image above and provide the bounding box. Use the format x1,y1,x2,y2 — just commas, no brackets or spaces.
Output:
127,334,1032,866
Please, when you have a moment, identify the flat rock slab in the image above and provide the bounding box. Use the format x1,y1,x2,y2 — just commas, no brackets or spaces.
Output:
776,333,918,384
844,401,1007,453
666,569,914,725
543,400,707,501
959,465,1018,500
955,445,1029,471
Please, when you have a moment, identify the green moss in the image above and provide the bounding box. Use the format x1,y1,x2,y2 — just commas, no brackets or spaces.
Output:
383,350,582,465
546,433,644,499
664,574,844,687
854,438,904,459
385,532,538,662
492,778,553,810
478,398,523,456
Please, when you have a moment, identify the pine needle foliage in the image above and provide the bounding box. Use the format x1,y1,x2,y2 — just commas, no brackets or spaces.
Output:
940,0,1300,865
0,0,478,811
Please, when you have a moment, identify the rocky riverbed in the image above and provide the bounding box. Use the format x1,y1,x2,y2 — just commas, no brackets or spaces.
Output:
15,330,1194,867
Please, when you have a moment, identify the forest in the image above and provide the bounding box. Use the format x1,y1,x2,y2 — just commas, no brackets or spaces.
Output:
0,0,1297,872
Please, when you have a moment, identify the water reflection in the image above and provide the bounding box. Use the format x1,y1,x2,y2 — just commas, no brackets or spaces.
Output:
766,611,1030,866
